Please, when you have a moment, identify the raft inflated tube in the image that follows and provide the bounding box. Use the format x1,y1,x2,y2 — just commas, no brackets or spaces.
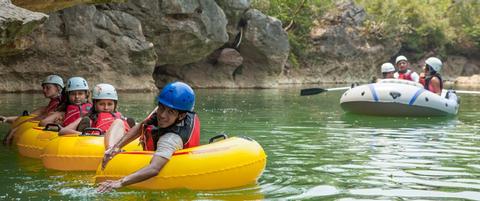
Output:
41,134,143,171
95,136,267,190
340,79,459,116
11,115,36,128
17,125,59,158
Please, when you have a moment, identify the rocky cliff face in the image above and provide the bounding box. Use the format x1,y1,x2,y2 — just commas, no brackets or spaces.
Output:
0,0,290,92
1,0,478,92
287,0,401,84
1,2,157,92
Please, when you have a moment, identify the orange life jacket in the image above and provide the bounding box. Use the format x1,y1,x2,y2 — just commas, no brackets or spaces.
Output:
62,103,92,127
141,112,200,151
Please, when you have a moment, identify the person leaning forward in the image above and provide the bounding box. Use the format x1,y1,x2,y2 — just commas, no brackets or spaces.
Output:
97,81,200,192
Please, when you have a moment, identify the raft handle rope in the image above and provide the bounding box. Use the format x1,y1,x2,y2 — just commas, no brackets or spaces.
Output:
209,133,228,144
81,128,104,136
44,123,62,132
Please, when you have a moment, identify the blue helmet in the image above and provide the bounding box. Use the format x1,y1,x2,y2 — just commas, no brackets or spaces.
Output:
157,81,195,112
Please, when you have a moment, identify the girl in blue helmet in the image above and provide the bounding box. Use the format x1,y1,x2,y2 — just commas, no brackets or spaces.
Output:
97,81,200,193
2,74,66,145
39,77,92,127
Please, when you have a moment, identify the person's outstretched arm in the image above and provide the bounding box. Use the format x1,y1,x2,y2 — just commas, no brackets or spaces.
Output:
98,133,182,192
97,155,168,192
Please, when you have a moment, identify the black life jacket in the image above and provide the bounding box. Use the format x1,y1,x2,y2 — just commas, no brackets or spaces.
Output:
424,73,443,93
142,112,200,151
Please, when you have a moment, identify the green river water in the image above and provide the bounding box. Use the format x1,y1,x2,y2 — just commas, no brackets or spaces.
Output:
0,88,479,200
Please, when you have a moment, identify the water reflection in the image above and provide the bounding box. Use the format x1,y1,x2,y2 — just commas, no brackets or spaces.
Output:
1,90,480,200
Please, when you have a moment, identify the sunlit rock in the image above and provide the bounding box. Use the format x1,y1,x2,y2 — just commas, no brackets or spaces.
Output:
0,0,48,55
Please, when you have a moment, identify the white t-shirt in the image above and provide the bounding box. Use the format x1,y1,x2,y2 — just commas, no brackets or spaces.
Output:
154,132,183,160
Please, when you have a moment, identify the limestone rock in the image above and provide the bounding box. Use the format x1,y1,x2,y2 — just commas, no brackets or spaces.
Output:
217,48,243,67
456,74,480,88
11,0,126,12
233,9,290,87
304,0,400,83
107,0,229,66
1,0,292,90
0,5,157,92
153,48,244,88
0,0,48,55
216,0,250,46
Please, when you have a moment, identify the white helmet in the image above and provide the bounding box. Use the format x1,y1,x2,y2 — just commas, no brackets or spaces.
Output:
66,77,89,92
395,55,408,64
381,63,395,73
42,75,64,89
425,57,442,72
92,83,118,100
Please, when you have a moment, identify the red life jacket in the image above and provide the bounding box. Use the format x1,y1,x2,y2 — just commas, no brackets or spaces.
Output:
90,112,130,135
45,96,63,114
62,103,92,127
397,70,413,81
142,112,200,151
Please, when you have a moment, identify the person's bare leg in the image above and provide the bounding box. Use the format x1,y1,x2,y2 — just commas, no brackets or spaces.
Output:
104,119,125,149
3,127,18,145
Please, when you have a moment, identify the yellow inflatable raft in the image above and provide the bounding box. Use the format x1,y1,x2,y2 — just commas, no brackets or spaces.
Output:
41,133,143,171
16,124,60,158
95,136,267,190
11,115,36,128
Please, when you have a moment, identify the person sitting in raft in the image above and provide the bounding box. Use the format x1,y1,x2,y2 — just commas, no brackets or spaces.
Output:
39,77,92,127
394,55,420,82
381,62,396,79
97,81,200,193
421,57,443,96
58,83,133,140
2,74,66,145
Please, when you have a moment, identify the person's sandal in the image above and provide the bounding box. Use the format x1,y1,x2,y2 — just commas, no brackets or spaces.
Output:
76,117,91,132
126,117,136,128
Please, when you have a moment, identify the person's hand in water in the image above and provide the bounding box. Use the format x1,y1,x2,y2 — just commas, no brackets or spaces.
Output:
97,179,123,193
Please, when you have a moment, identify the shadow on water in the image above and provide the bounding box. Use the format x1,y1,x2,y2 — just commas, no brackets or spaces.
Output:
340,113,460,129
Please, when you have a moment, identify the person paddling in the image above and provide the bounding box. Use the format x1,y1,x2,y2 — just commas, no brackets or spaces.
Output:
97,81,200,192
394,55,420,82
1,75,65,145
